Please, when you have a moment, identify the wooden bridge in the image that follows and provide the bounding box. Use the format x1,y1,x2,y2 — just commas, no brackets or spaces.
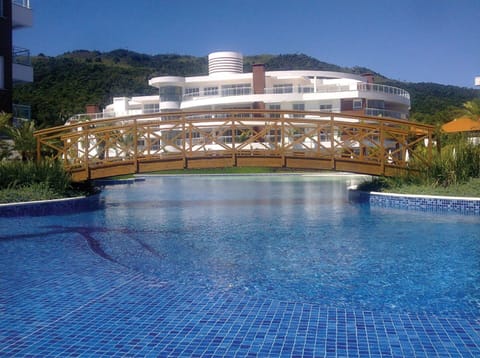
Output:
34,109,435,182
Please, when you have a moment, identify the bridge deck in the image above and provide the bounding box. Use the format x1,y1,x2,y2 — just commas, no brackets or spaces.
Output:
34,110,435,181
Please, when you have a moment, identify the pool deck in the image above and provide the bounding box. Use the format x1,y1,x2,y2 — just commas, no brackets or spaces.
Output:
1,234,479,357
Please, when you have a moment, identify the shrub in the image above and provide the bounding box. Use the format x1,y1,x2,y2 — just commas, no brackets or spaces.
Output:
0,160,89,203
0,159,71,191
425,138,480,187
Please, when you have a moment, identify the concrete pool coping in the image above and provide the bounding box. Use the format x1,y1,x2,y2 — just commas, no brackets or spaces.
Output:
0,193,103,217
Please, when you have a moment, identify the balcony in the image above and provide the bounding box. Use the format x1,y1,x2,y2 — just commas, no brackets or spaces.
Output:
12,47,33,83
12,103,31,123
12,0,33,29
365,107,407,120
181,83,410,103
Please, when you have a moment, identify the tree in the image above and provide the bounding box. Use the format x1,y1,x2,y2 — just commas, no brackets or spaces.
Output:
0,112,13,160
463,99,480,119
5,120,37,161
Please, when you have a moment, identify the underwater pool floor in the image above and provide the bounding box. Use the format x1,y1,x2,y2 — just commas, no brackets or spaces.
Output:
1,230,479,357
1,176,480,357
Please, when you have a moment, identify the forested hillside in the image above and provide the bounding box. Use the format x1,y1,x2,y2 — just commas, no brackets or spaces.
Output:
13,50,479,128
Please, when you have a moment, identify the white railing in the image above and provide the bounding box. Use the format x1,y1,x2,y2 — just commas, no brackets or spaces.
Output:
12,0,31,9
357,83,410,99
67,112,116,123
365,108,407,120
264,85,351,94
181,83,409,101
13,104,31,120
12,47,30,66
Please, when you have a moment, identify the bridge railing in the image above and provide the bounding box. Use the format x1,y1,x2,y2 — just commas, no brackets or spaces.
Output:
34,109,435,181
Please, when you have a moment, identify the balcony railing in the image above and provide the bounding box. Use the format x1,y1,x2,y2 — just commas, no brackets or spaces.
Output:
357,83,410,100
67,111,116,123
13,47,31,66
13,0,31,8
13,104,31,121
181,83,410,101
365,108,407,120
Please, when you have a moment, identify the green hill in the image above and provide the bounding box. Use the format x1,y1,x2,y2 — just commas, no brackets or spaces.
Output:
13,50,479,128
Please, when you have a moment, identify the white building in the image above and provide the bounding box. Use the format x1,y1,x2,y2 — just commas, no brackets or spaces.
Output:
99,51,410,120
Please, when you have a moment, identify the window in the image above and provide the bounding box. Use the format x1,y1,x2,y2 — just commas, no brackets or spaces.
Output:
269,104,281,118
0,0,3,17
184,88,200,97
203,87,218,96
143,103,159,114
273,84,293,94
159,86,182,102
221,84,251,96
292,103,305,118
367,99,385,109
320,104,332,112
299,86,313,93
353,99,363,110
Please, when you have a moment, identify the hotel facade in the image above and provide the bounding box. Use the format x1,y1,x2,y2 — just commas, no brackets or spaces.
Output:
92,51,410,121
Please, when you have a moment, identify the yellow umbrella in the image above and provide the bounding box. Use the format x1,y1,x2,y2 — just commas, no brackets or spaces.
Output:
441,116,480,133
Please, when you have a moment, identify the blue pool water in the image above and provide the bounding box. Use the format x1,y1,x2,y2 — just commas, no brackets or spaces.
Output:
3,175,479,315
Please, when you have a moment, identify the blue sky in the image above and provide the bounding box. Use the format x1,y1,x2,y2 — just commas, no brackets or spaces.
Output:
14,0,480,88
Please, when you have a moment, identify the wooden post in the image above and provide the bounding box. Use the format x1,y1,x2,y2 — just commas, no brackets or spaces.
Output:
379,122,385,175
133,119,138,172
36,135,41,163
330,114,335,170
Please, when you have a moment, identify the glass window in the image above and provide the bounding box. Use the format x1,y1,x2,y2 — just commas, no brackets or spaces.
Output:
184,88,200,97
159,86,182,102
320,104,332,112
353,99,363,110
203,87,218,96
221,84,251,96
367,99,385,109
299,86,313,93
292,103,305,118
0,0,3,17
269,104,281,118
273,84,293,94
143,103,159,114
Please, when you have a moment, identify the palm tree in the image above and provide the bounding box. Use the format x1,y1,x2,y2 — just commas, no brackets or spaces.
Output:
0,112,13,160
6,120,37,161
463,99,480,120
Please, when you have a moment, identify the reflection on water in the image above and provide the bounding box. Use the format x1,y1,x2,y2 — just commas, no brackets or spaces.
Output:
1,174,479,314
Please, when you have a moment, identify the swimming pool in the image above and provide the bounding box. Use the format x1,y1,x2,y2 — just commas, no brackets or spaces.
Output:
1,175,479,356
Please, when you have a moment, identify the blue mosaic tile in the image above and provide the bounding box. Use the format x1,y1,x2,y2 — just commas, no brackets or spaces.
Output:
369,192,480,214
2,179,480,357
348,188,480,214
1,259,479,357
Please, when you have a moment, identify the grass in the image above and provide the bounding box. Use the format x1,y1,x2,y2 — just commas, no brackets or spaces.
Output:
357,137,480,198
380,178,480,197
357,176,480,198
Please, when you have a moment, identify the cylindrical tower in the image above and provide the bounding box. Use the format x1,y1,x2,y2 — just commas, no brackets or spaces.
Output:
208,51,243,75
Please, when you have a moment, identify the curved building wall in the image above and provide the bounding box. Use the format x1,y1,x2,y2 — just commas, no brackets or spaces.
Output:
208,51,243,75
